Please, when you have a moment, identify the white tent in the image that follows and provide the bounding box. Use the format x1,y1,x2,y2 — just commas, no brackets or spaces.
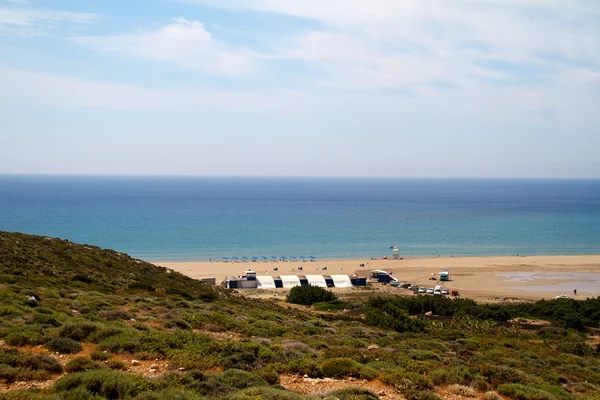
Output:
305,275,327,287
331,275,353,288
256,276,276,289
280,275,301,288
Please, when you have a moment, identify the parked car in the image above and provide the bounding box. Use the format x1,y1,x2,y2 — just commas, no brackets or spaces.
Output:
408,285,419,290
441,288,450,295
433,289,442,295
418,287,426,294
427,288,434,294
390,280,400,287
555,294,569,299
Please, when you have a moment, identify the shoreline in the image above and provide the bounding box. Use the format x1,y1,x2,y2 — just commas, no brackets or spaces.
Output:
155,254,600,302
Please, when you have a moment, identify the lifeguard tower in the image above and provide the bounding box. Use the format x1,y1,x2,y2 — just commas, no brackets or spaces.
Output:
391,246,400,260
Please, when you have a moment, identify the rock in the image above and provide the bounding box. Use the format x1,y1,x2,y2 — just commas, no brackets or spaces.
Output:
178,367,186,372
303,374,308,378
379,390,386,396
131,360,140,366
367,344,380,350
150,364,159,370
425,311,433,316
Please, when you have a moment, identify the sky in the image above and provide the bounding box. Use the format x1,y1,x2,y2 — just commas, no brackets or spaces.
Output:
0,0,599,178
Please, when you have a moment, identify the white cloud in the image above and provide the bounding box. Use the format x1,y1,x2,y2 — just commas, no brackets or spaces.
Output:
0,66,303,112
189,0,600,89
0,5,99,37
73,18,255,76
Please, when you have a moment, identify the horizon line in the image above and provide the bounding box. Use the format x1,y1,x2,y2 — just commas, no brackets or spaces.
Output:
1,173,600,180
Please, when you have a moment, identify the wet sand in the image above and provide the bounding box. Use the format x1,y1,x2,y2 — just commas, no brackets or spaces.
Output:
156,255,600,301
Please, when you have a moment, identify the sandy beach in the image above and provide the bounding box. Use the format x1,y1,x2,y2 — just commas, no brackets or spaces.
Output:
156,255,600,301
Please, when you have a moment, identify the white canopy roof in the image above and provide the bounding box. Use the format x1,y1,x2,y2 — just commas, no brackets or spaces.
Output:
331,275,353,288
305,275,327,287
280,275,301,288
256,276,276,289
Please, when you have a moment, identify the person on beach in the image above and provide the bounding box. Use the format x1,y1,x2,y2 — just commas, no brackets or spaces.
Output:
574,289,577,295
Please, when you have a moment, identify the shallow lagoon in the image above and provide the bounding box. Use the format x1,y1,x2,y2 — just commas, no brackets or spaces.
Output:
498,272,600,294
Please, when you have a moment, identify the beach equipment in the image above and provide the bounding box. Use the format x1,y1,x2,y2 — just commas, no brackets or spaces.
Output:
261,256,267,261
280,275,301,288
270,256,277,261
256,276,276,289
281,256,287,261
305,275,327,287
221,256,229,262
291,256,297,261
331,275,353,288
300,256,306,261
310,256,316,261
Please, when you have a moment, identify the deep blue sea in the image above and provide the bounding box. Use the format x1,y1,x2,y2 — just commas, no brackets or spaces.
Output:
1,176,599,261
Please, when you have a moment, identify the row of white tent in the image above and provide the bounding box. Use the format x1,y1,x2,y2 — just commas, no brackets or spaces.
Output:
256,275,353,289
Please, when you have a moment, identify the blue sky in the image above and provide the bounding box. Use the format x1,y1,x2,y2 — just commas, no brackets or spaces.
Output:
1,0,599,177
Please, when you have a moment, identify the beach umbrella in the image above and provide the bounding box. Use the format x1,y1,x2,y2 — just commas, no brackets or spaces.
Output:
232,256,239,261
261,256,268,260
291,256,297,260
242,256,248,261
270,256,277,260
310,256,316,260
300,256,306,260
222,256,228,260
281,256,287,261
252,256,258,260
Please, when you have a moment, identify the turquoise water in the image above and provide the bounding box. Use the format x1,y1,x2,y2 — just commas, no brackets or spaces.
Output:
0,176,599,261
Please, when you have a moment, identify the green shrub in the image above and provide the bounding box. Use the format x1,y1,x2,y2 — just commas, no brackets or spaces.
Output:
320,358,378,380
45,337,82,354
228,387,305,400
380,372,433,391
53,369,151,398
319,387,380,399
313,300,352,311
65,357,104,373
4,331,46,347
287,285,337,306
136,388,204,400
106,359,128,370
448,384,476,397
90,352,111,361
497,383,556,400
27,355,63,374
59,322,99,341
0,363,17,383
32,313,61,327
402,390,441,400
286,357,323,378
484,392,504,400
0,348,29,367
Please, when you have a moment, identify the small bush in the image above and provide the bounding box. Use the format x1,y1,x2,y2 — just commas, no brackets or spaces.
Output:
53,369,151,398
65,357,104,373
497,384,555,400
485,392,504,400
27,355,63,374
136,388,204,400
402,390,441,400
0,363,17,383
228,387,305,400
381,372,433,391
316,387,380,399
90,352,111,361
32,313,61,327
320,358,378,380
287,285,337,306
448,384,476,397
45,337,83,354
4,331,46,347
106,359,128,370
59,322,99,341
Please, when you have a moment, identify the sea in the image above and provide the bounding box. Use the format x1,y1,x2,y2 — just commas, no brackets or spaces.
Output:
1,176,599,262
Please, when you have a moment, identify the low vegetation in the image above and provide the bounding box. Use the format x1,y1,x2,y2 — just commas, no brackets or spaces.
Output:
0,231,599,400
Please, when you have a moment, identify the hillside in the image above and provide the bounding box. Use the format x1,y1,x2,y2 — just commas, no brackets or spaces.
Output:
0,231,599,400
0,231,218,301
